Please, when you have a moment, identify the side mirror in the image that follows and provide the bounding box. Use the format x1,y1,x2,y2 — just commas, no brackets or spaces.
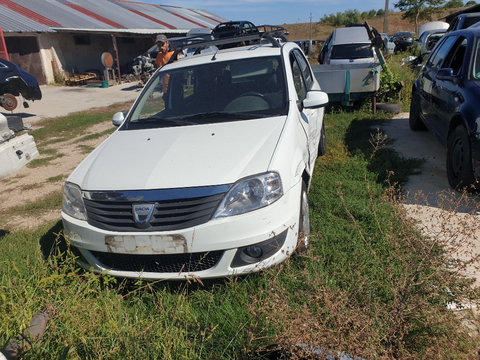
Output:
437,68,455,81
303,90,329,109
112,111,125,127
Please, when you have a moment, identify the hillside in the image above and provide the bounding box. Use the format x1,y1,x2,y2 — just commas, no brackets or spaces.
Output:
284,8,462,40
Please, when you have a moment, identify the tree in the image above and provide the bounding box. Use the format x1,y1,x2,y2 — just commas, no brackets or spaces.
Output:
444,0,464,7
465,0,476,5
377,8,385,16
395,0,445,34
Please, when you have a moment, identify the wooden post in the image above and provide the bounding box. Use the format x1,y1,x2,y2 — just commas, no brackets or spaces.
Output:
111,35,122,85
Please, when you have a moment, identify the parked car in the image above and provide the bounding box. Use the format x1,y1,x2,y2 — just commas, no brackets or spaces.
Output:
391,31,415,51
447,12,480,32
409,28,480,189
0,58,42,110
318,26,376,64
212,20,259,48
418,21,449,38
62,33,329,280
380,33,396,54
415,29,446,55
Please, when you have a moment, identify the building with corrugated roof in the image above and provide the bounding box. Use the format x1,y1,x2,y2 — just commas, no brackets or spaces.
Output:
0,0,226,84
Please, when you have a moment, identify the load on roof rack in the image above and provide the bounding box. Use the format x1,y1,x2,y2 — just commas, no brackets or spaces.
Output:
167,25,289,63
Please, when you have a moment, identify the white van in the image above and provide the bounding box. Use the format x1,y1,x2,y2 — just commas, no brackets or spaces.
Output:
318,26,377,65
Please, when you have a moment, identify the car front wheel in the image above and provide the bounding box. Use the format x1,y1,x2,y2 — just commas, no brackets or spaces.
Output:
447,124,475,190
296,181,310,253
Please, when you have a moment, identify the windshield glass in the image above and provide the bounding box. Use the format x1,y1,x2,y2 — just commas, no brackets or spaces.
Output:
331,43,374,59
124,56,287,129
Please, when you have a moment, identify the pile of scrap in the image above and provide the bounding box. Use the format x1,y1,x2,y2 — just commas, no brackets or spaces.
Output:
65,72,98,86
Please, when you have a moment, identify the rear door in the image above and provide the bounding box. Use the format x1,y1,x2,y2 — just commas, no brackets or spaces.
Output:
420,35,458,129
431,36,469,143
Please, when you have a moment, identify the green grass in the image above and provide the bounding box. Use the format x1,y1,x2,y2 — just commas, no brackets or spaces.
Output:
76,144,95,154
46,175,64,183
31,102,131,144
27,153,64,168
0,110,478,359
7,191,63,218
74,128,115,144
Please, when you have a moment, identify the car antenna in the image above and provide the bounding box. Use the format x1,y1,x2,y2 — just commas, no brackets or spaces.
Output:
211,48,219,61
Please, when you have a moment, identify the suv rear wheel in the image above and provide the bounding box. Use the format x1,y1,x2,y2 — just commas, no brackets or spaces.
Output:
447,124,475,189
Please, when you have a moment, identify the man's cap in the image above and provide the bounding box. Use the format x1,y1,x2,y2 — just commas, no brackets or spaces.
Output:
156,34,168,43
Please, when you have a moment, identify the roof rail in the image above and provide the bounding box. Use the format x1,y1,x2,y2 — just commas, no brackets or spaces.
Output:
167,26,289,63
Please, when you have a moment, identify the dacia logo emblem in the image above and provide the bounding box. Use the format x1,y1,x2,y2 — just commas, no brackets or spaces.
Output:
132,203,155,225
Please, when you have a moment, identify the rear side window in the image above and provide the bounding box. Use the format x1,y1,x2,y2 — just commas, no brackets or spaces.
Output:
331,43,374,59
443,37,468,75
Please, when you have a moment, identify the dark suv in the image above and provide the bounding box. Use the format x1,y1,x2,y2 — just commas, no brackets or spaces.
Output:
391,31,415,51
409,28,480,189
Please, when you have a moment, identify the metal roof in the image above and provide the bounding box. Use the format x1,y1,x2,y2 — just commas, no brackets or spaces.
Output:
0,5,54,32
0,0,226,33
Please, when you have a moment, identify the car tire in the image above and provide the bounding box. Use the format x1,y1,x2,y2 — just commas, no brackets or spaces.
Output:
447,124,475,190
318,122,326,157
409,88,426,131
296,181,310,254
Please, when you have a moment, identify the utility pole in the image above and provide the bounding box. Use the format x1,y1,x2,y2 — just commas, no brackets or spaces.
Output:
309,12,312,40
383,0,389,33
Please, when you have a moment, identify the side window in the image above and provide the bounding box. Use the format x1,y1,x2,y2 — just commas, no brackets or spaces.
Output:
290,53,307,101
473,38,480,79
443,37,468,75
426,36,458,71
293,49,314,90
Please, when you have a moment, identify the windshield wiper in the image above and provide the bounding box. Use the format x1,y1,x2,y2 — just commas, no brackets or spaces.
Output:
169,112,267,122
134,116,199,126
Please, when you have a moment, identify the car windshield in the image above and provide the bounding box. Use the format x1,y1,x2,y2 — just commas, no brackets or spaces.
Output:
124,56,287,129
331,43,374,59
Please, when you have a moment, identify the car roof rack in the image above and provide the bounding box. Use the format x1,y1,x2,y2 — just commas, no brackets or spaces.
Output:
167,25,289,63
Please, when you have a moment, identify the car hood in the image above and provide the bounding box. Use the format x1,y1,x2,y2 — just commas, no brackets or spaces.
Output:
69,116,287,191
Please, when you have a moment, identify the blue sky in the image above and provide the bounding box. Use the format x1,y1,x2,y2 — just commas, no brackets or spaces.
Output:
141,0,391,25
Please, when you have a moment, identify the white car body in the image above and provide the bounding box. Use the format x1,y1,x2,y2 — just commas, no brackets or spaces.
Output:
62,39,328,280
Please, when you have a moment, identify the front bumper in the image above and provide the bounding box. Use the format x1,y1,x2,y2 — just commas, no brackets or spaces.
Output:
62,181,302,280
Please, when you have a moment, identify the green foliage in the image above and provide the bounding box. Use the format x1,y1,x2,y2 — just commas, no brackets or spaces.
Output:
465,0,476,5
319,8,379,25
395,0,446,33
378,69,403,102
377,8,386,16
444,0,464,7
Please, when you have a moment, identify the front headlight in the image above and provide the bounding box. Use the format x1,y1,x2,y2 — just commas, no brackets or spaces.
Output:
213,172,283,218
63,182,87,220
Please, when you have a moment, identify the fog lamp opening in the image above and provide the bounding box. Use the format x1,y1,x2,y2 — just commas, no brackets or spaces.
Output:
230,229,288,268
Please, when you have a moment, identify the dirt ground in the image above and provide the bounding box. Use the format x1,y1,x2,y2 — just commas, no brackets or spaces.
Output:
381,113,480,289
0,83,139,229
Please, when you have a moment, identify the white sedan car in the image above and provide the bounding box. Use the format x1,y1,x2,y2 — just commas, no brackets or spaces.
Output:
62,36,328,280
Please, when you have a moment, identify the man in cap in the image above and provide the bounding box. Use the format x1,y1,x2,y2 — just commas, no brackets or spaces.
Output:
155,34,175,68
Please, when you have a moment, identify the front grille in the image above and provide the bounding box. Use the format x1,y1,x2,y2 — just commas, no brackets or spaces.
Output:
83,189,227,232
91,250,224,273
